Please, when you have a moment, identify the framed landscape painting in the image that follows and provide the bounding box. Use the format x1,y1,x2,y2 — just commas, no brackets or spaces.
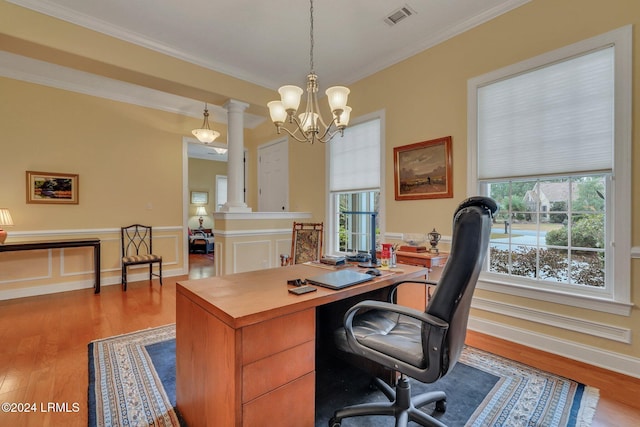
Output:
393,136,453,200
26,171,79,204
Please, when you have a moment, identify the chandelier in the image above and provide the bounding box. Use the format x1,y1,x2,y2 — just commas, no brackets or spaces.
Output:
267,0,351,144
192,103,221,144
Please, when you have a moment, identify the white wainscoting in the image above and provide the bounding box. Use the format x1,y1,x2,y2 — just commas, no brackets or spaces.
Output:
469,316,640,379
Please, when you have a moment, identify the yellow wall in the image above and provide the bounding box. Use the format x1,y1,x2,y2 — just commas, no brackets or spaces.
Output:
1,0,639,372
0,77,189,228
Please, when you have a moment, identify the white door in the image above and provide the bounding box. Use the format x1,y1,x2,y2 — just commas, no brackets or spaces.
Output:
258,138,288,212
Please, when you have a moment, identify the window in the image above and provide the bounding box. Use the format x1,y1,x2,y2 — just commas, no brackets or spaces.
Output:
215,175,227,211
468,27,631,314
327,114,383,256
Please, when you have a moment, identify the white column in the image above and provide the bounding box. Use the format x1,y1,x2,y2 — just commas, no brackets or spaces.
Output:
222,99,251,212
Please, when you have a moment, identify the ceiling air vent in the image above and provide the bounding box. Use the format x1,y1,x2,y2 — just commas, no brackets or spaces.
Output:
384,4,417,26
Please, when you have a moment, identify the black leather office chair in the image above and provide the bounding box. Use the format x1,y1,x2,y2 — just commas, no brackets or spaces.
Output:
330,196,498,427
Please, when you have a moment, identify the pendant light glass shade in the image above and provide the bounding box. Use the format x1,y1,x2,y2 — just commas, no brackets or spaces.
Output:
192,103,220,143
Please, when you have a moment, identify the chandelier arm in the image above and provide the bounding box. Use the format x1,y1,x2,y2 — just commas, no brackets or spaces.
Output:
316,117,343,143
316,129,343,144
287,114,307,135
279,125,314,143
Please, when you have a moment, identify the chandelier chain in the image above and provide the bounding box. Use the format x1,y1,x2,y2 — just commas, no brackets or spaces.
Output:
309,0,314,73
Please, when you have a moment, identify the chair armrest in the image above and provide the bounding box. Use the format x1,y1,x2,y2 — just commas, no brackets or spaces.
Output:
388,279,438,303
343,300,448,331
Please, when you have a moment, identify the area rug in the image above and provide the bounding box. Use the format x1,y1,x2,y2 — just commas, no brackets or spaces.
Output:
88,325,599,427
88,324,180,427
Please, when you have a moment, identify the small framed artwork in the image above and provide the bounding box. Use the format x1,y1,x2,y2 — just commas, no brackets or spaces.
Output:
190,191,208,205
393,136,453,200
26,171,79,204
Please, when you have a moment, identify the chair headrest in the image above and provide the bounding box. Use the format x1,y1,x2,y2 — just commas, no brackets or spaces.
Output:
455,196,499,218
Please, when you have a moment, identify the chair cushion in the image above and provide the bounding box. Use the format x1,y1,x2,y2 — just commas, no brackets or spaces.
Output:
335,309,426,368
122,254,162,264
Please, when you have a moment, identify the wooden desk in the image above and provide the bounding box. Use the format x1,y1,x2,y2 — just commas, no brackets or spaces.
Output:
0,238,101,293
175,263,428,427
395,250,448,268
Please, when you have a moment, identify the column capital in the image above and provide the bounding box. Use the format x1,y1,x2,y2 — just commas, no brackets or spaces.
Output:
223,99,250,112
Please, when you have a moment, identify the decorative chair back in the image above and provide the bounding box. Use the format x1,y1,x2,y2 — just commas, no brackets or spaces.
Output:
285,222,323,266
121,224,154,257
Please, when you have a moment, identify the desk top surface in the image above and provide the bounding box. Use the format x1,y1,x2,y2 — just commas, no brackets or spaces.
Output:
177,263,428,329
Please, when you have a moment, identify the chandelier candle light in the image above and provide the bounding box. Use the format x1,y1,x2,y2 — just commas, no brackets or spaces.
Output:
267,0,351,144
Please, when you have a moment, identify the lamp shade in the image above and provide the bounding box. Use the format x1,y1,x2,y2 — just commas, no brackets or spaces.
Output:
335,106,352,127
278,85,303,112
195,206,207,216
267,101,287,124
326,86,350,112
0,208,12,244
0,208,13,226
299,112,318,132
192,128,220,144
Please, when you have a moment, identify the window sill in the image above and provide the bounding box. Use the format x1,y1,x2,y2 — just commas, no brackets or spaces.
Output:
476,275,633,316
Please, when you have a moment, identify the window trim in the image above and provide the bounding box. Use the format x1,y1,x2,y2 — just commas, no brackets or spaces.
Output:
467,26,632,316
326,110,385,256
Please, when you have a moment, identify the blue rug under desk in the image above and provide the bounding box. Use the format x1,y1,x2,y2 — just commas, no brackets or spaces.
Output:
88,325,599,427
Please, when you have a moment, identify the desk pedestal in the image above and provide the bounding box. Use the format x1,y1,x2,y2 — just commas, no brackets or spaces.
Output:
176,294,315,426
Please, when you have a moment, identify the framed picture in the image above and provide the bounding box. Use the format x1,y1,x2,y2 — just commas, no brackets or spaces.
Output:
190,191,208,204
393,136,453,200
26,171,79,204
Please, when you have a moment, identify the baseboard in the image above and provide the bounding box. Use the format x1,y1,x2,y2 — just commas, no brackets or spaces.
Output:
0,267,187,301
468,316,640,379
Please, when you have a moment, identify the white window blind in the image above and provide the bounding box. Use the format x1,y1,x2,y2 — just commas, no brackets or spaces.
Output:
477,47,614,180
329,119,380,192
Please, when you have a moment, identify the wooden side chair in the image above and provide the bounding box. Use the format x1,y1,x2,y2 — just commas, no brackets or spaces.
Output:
280,222,323,266
121,224,162,291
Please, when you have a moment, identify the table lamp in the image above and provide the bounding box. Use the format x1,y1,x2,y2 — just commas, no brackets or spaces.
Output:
196,206,207,228
0,208,14,244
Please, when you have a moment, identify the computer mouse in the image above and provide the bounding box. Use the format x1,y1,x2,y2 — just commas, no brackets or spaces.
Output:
366,269,381,276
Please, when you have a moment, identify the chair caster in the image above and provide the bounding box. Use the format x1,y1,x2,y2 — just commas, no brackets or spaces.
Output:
435,398,447,413
328,417,341,427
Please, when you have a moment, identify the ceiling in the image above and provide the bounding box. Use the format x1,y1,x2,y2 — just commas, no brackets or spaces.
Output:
6,0,529,90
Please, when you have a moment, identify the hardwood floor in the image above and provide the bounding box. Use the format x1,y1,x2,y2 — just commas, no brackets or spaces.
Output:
0,254,637,426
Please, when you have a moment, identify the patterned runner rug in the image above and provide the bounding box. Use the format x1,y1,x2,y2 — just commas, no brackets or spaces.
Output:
88,324,599,427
